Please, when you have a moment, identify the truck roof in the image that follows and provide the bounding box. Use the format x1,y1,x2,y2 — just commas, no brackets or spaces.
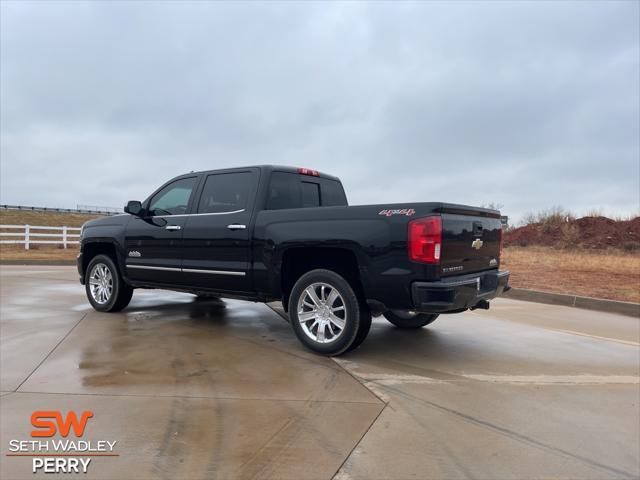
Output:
187,165,341,182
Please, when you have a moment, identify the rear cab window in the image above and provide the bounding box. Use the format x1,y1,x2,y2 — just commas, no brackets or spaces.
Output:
300,182,320,207
319,177,348,206
266,172,347,210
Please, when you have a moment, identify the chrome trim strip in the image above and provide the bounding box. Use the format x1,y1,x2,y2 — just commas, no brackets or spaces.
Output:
182,268,245,276
154,209,245,218
126,264,245,276
126,265,181,272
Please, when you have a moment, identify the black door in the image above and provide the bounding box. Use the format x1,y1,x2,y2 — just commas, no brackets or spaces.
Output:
124,176,199,284
181,169,258,293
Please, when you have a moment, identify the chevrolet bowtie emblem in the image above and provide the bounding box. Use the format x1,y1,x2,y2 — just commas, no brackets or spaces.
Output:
471,239,483,250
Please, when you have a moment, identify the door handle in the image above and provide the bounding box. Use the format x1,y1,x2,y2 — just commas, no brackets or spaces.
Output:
227,224,247,230
165,225,181,231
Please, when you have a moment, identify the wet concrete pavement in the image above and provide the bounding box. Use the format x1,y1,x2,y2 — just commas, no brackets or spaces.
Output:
332,305,639,480
1,266,638,479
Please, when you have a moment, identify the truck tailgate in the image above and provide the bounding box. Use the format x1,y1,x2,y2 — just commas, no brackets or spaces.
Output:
440,212,502,276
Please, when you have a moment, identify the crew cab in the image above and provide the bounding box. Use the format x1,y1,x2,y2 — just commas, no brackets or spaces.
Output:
78,165,510,355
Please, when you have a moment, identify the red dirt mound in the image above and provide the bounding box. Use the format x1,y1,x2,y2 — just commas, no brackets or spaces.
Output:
505,216,640,250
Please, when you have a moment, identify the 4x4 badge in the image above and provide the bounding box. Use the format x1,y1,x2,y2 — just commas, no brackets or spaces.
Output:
128,250,141,257
378,208,415,217
471,239,483,250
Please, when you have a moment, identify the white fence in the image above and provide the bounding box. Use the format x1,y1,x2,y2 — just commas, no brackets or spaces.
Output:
0,225,81,250
1,204,119,215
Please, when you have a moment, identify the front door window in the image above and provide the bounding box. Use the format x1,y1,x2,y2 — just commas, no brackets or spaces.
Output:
148,177,197,216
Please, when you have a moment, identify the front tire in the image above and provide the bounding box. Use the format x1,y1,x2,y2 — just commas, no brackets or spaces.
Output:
85,254,133,312
383,310,439,329
288,269,370,356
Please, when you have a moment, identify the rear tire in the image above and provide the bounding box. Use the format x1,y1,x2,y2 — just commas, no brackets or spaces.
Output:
288,269,369,356
383,310,438,329
346,307,372,353
85,254,133,312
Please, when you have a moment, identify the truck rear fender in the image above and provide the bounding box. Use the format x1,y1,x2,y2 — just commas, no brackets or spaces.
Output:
279,247,365,312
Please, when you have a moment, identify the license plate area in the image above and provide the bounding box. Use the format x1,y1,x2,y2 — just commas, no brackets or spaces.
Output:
478,274,498,294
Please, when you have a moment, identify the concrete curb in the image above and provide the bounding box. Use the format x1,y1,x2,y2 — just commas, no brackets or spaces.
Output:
504,288,639,318
0,260,76,266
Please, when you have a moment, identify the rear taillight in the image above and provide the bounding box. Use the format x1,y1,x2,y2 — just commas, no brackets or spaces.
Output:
408,216,442,264
499,226,504,257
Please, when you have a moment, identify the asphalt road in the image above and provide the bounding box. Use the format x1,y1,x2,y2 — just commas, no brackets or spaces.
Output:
1,266,638,479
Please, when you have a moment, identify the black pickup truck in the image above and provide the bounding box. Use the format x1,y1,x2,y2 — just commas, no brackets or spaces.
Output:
78,165,510,355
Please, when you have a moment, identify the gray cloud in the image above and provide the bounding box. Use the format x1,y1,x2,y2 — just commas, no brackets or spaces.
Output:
1,0,638,222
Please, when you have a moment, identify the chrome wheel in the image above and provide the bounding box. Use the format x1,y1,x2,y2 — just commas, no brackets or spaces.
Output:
89,263,113,305
297,282,347,344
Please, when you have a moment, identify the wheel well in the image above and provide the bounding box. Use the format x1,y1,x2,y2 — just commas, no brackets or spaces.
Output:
280,248,363,311
82,242,118,273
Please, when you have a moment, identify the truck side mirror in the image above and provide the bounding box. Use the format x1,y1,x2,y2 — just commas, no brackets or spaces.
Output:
124,200,143,216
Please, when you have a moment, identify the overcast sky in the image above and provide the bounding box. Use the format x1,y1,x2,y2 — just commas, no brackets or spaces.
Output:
1,1,638,223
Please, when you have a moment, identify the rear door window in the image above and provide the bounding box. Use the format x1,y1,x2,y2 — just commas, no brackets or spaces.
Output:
197,172,254,214
266,172,300,209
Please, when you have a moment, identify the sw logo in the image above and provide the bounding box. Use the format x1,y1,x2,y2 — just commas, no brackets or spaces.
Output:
7,410,117,474
31,410,93,437
30,411,94,473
